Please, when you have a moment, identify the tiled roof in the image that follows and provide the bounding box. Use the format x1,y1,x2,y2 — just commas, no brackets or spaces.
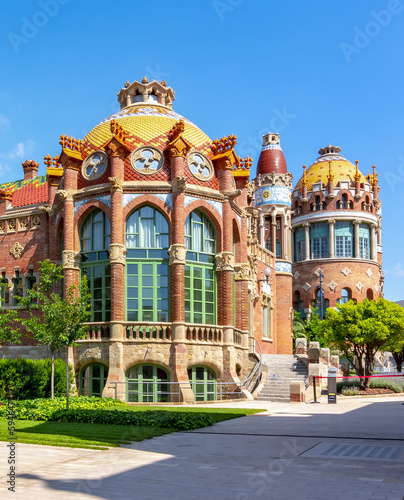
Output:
295,155,367,190
257,144,288,175
0,175,48,208
82,104,212,156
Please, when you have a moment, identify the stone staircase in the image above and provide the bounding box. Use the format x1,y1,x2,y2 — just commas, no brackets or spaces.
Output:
256,354,308,402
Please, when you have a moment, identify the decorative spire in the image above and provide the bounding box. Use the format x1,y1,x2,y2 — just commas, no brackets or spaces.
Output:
110,119,127,143
233,156,252,177
354,159,361,182
59,134,82,152
372,165,378,186
167,119,185,142
302,165,308,187
327,161,334,182
44,155,61,168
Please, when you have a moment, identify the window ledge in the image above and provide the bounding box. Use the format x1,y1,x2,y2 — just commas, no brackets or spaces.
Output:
261,337,273,343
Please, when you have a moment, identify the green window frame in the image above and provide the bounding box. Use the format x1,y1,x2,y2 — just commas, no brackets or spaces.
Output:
185,210,216,325
310,222,329,259
125,206,170,322
126,364,170,402
188,366,216,401
80,363,108,397
80,210,111,322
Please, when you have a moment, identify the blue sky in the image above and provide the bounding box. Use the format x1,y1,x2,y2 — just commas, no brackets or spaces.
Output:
0,0,403,300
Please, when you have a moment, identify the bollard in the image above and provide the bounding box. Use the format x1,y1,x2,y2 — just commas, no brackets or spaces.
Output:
328,366,337,404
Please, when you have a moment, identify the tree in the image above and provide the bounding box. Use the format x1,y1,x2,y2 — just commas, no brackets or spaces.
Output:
319,298,404,390
392,349,404,372
18,260,91,406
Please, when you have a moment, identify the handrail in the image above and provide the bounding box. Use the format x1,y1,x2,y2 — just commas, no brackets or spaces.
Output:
241,337,263,392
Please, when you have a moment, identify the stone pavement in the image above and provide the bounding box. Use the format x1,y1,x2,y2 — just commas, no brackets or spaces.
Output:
1,395,404,500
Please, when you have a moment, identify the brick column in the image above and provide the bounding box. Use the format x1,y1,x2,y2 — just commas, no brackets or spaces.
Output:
108,154,126,341
62,166,80,291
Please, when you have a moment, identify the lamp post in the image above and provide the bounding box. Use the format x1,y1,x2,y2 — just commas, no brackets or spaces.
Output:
257,264,272,292
319,270,325,320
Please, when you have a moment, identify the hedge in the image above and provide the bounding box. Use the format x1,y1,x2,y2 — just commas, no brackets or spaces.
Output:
0,359,73,400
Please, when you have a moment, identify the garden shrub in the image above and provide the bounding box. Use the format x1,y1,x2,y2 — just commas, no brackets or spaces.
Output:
337,377,404,394
0,359,72,399
341,386,359,396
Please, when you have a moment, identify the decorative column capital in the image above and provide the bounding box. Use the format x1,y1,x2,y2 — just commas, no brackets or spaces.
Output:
353,218,363,226
109,244,127,265
327,218,336,225
62,250,80,270
108,177,123,192
168,244,186,265
215,252,234,271
303,222,311,228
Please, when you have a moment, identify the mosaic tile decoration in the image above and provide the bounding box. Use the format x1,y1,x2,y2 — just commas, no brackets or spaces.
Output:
275,262,292,273
74,195,111,215
184,195,222,217
255,186,292,207
262,144,282,151
122,192,173,210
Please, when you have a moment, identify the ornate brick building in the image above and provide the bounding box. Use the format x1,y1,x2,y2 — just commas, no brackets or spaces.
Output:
0,78,295,402
291,144,383,318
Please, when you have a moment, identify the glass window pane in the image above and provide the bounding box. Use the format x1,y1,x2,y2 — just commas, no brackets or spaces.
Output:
127,288,138,298
143,264,153,275
143,288,153,299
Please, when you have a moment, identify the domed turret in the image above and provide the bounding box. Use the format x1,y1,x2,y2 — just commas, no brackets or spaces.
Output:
256,133,287,175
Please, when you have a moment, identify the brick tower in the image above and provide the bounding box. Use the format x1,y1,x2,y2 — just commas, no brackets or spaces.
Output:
254,133,293,354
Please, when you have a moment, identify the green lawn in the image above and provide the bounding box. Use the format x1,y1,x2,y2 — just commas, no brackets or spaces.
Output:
0,407,265,450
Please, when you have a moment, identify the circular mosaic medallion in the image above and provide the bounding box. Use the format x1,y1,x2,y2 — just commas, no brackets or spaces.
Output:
187,151,213,181
82,151,108,180
130,146,164,174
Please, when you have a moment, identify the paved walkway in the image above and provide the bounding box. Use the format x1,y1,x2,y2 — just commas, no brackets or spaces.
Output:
1,395,404,500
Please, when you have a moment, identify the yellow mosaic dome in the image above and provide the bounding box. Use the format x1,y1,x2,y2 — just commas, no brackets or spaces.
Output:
295,145,367,190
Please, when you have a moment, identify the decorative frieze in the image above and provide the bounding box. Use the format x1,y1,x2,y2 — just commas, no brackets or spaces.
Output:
62,250,80,270
19,217,29,230
168,244,186,266
341,267,351,276
109,244,127,265
8,219,16,232
10,242,24,259
328,280,338,291
216,252,234,271
32,215,41,227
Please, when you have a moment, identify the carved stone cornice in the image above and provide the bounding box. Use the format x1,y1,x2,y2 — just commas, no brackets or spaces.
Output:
62,250,81,270
216,252,234,271
172,177,187,192
257,172,293,189
168,244,186,265
108,177,123,192
109,244,127,265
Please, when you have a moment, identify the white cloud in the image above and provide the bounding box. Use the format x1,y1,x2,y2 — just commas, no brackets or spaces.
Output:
392,263,404,278
0,114,11,134
0,139,36,180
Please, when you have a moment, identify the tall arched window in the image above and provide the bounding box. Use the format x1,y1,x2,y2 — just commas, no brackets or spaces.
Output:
310,222,329,259
185,210,216,324
80,209,111,322
315,195,321,211
125,206,170,322
359,223,370,259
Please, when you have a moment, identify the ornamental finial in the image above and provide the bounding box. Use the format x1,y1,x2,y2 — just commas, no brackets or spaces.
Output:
328,160,334,182
354,159,361,182
302,165,308,187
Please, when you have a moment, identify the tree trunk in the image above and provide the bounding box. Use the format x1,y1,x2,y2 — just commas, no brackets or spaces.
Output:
51,350,55,400
356,353,366,390
364,349,374,390
66,349,69,411
392,352,403,372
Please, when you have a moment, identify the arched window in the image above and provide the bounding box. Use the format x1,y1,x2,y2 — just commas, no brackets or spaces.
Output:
337,288,350,305
188,366,216,401
126,364,170,402
315,196,321,211
80,210,111,322
338,194,348,209
293,291,305,318
366,289,374,300
185,210,216,324
125,206,170,322
80,363,108,397
335,221,353,258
